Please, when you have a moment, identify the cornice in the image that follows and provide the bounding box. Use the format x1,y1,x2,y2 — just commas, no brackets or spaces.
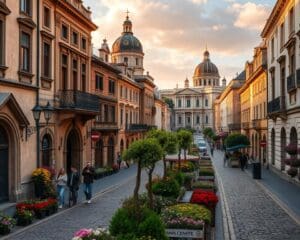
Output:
0,2,11,15
17,17,36,29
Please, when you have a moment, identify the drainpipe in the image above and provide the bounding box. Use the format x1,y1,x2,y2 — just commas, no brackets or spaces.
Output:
36,0,41,168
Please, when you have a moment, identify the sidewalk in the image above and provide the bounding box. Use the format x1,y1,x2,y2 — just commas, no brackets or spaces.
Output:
246,164,300,222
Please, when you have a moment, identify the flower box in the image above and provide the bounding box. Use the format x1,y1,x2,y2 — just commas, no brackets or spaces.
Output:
17,218,32,226
166,228,204,239
0,225,11,235
198,176,215,181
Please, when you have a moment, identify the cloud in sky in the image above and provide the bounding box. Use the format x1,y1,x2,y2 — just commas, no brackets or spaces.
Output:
85,0,275,89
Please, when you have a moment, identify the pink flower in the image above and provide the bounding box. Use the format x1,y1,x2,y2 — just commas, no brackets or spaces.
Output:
74,229,92,238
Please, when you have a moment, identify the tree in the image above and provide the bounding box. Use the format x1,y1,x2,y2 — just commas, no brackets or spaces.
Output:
122,138,163,209
203,127,214,138
225,133,250,148
147,130,177,178
177,130,193,170
163,97,174,109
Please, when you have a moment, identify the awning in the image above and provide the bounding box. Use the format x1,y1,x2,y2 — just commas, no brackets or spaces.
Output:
226,144,250,151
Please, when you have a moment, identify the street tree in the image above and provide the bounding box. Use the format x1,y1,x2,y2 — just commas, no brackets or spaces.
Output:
177,129,193,170
225,133,250,148
122,138,163,209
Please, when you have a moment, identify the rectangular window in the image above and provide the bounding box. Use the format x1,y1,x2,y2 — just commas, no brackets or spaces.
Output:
0,20,4,65
95,74,103,91
120,108,123,125
81,37,86,50
61,24,68,40
21,32,30,72
178,116,182,124
20,0,31,15
72,31,78,45
178,99,181,108
104,105,108,122
280,23,285,48
136,58,138,65
72,59,78,90
187,99,191,108
61,54,68,90
43,6,50,28
271,37,274,60
289,7,294,34
43,42,51,77
196,99,199,107
196,116,200,124
111,106,115,122
109,80,115,94
81,63,86,92
120,86,123,97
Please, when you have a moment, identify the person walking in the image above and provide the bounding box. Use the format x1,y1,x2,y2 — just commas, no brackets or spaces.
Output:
56,168,67,208
223,152,229,167
117,152,122,170
68,167,80,206
82,162,95,204
239,153,246,171
210,147,214,156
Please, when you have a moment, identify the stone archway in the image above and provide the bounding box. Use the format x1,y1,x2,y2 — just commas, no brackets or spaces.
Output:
280,128,286,171
65,128,82,174
290,127,297,144
107,137,115,166
95,139,104,168
271,129,275,165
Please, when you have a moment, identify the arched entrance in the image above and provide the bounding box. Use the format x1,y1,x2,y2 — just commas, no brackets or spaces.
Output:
271,129,275,165
95,139,103,168
290,127,297,144
280,128,286,171
66,129,81,174
120,139,124,154
0,126,9,202
107,137,115,166
41,134,52,167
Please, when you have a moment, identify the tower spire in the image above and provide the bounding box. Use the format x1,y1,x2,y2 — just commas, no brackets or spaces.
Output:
123,9,133,33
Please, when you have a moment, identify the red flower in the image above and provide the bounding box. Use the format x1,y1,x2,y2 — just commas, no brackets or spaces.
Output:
190,189,218,208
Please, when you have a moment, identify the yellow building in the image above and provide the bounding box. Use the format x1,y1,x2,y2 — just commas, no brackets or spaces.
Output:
239,43,268,163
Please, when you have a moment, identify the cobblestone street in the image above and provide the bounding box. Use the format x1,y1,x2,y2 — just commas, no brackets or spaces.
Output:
2,163,163,240
212,149,300,240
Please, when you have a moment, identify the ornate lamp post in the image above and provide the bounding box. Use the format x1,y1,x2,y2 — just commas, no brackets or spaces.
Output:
32,101,53,167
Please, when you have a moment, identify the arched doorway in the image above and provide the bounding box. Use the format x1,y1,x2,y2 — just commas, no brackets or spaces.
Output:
280,128,286,171
126,139,129,149
0,126,9,202
271,129,275,165
41,134,52,167
120,139,124,154
66,129,81,174
252,134,255,157
290,127,298,144
95,139,103,168
107,137,115,166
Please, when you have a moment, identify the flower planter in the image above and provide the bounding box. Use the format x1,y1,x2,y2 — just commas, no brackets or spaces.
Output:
34,182,45,199
198,176,215,181
35,210,47,219
0,226,11,235
17,218,32,226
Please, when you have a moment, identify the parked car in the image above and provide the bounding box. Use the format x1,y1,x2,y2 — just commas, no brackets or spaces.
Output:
198,141,207,155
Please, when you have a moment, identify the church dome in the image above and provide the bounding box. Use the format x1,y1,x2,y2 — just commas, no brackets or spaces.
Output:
112,16,143,54
194,50,219,78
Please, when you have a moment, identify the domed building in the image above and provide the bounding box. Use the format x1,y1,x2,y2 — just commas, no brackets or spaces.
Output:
111,15,144,75
193,50,220,87
159,49,225,131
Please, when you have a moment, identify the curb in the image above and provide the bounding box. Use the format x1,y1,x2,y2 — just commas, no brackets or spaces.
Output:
0,175,135,240
244,170,300,226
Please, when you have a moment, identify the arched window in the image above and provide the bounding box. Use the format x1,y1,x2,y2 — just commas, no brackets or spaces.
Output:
290,127,297,144
42,134,52,167
205,115,208,124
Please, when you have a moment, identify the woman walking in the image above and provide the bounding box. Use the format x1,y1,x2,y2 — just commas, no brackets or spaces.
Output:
56,168,67,208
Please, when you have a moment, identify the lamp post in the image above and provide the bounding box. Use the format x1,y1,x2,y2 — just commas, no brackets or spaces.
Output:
32,101,53,168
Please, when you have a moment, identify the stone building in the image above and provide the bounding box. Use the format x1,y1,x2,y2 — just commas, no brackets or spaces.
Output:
214,72,245,133
240,43,268,162
160,50,224,131
0,0,98,202
261,0,300,174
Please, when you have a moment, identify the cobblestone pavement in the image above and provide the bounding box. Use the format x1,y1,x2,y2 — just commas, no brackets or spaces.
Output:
7,163,163,240
212,149,300,240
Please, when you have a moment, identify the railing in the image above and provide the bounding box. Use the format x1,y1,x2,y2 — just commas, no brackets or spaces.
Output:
94,121,118,130
125,124,157,132
252,119,261,129
228,123,241,131
59,90,100,112
267,96,286,114
241,122,250,129
287,74,296,92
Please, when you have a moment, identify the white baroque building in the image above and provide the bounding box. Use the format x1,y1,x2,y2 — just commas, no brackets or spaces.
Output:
160,50,225,131
261,0,300,173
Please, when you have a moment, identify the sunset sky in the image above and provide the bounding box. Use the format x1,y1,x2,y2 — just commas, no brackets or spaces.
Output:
85,0,276,89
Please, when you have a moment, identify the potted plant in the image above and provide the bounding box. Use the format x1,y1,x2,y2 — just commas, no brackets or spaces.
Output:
32,168,52,199
287,167,298,178
15,208,34,226
0,213,15,235
47,198,58,215
34,201,49,219
285,143,298,155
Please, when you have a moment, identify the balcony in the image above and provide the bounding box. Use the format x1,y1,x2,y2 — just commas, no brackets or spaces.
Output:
93,121,118,132
241,122,250,130
58,90,100,114
228,123,241,131
267,96,286,120
125,124,157,132
287,74,296,92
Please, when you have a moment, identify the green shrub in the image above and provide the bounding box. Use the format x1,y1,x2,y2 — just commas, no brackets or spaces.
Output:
167,171,184,186
152,178,180,198
199,168,214,176
191,181,217,191
109,206,167,240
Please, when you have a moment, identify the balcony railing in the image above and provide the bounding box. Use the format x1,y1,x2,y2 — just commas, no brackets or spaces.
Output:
125,124,157,132
241,122,250,130
297,68,300,88
94,121,118,131
59,90,100,113
267,96,286,114
287,74,296,92
228,123,241,131
252,119,261,129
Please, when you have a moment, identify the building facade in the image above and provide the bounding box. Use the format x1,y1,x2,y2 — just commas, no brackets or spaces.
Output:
261,0,300,173
240,44,268,162
214,72,245,133
160,51,224,132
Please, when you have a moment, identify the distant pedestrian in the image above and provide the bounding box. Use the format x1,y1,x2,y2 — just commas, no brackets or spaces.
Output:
244,154,249,169
56,168,67,208
239,154,246,171
117,152,122,170
210,147,214,156
82,162,95,204
68,167,80,206
224,152,229,167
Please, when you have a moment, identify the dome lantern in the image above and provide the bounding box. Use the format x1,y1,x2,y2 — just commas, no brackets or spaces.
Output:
123,10,133,34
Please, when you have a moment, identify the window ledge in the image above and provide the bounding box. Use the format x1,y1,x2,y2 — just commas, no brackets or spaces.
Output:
18,70,34,83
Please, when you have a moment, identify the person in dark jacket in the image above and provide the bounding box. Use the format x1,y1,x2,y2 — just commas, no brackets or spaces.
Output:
68,167,80,206
82,162,95,204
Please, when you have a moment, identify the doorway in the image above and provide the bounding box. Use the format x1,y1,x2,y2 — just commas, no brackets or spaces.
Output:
66,129,81,174
0,126,9,202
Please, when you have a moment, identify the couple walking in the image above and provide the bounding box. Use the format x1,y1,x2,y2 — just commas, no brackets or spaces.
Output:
56,162,95,208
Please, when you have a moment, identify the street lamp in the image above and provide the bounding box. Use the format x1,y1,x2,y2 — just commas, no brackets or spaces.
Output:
32,102,54,168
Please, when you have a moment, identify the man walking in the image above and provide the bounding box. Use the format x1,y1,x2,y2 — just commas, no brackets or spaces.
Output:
68,167,80,206
82,162,95,204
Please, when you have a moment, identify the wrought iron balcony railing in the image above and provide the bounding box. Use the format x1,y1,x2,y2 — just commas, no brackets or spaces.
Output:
287,73,296,92
241,122,250,130
125,124,157,132
267,96,286,114
228,123,241,131
59,90,100,113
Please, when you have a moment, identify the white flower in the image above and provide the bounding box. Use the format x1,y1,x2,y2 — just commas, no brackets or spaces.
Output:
93,230,100,236
72,237,82,240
